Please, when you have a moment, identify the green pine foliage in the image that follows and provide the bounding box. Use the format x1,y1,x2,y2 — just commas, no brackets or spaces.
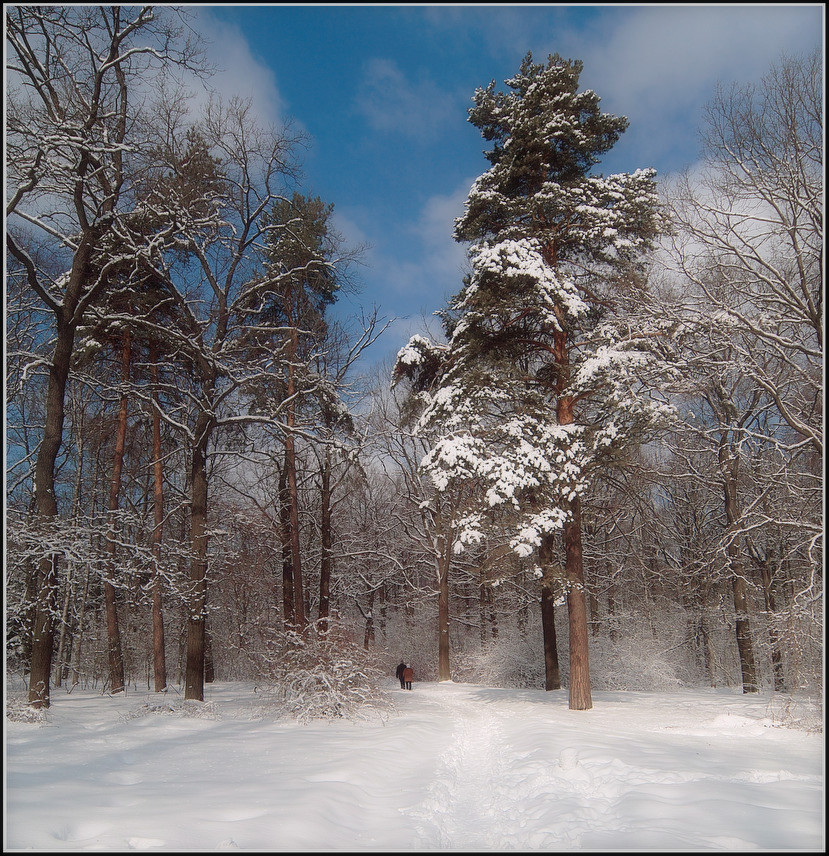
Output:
398,52,665,560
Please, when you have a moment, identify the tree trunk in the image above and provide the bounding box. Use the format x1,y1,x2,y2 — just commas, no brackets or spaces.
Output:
437,548,452,682
150,346,167,692
204,625,215,684
539,533,561,691
363,589,375,650
184,414,211,701
103,331,131,695
284,321,306,631
564,498,593,710
555,362,592,710
53,571,74,688
759,558,785,692
70,563,91,688
284,429,306,630
278,464,295,629
29,307,79,707
720,438,758,694
588,588,600,638
318,449,333,632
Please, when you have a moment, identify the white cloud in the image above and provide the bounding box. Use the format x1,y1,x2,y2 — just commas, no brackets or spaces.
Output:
355,58,458,142
576,5,820,115
187,9,287,130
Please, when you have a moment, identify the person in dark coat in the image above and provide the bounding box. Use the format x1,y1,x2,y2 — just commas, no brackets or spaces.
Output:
403,666,414,690
395,661,406,689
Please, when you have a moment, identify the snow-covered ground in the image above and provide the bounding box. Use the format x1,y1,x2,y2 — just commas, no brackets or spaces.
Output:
5,680,824,852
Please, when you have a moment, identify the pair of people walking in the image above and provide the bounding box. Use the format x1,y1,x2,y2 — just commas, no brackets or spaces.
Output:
395,661,414,690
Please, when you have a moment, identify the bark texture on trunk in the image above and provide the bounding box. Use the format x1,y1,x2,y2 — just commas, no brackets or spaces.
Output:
564,498,593,710
539,533,561,691
437,548,452,682
539,535,562,691
150,347,167,692
184,416,211,701
279,464,295,629
103,331,131,695
29,297,83,707
318,450,332,632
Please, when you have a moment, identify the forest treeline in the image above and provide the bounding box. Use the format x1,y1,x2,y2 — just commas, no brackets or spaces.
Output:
6,8,822,713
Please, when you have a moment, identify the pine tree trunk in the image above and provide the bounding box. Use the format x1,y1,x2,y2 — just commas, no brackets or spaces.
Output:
282,312,307,632
556,358,592,710
150,347,167,692
184,415,211,701
318,449,332,632
437,549,452,681
564,498,593,710
278,464,295,629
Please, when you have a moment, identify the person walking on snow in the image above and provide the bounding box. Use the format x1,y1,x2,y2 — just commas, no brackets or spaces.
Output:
396,661,406,689
403,666,414,690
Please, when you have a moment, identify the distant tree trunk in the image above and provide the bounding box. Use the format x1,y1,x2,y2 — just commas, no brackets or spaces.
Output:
720,438,758,693
607,583,617,642
284,325,306,631
103,331,131,695
758,557,785,692
278,464,295,629
150,346,167,692
539,534,561,691
563,497,593,710
363,589,375,650
71,563,91,688
204,626,215,684
56,409,88,688
54,571,75,688
71,444,103,689
318,448,333,632
184,411,212,701
588,588,600,638
437,548,451,682
479,572,488,647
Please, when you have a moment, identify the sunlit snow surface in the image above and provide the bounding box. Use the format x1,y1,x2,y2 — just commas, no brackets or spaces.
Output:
5,680,823,851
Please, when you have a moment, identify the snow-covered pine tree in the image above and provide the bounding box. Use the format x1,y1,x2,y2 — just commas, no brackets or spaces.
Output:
400,53,663,710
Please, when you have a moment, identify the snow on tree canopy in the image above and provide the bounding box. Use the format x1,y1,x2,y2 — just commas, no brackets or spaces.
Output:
412,51,664,568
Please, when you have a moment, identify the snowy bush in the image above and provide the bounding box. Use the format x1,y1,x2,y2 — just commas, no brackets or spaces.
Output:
257,623,396,723
5,691,51,724
588,625,704,692
765,694,823,734
455,635,545,689
120,698,222,722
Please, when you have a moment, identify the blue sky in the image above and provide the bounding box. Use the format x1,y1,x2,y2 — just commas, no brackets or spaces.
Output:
191,4,823,369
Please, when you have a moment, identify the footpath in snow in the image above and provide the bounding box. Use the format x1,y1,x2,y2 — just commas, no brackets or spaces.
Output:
5,680,824,851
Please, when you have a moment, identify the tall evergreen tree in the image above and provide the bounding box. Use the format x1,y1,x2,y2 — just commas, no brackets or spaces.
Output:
400,53,663,710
